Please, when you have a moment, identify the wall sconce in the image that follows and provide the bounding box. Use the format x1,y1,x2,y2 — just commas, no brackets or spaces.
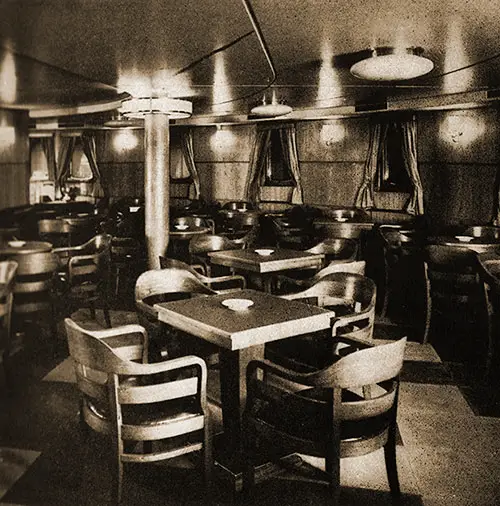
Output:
320,123,345,146
439,113,485,146
210,125,236,151
113,129,139,151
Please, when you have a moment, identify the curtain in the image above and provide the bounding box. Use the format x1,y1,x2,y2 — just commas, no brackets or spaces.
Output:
244,128,272,204
355,122,385,209
179,128,201,200
41,137,56,182
279,124,303,204
56,136,76,199
400,116,424,215
82,132,106,198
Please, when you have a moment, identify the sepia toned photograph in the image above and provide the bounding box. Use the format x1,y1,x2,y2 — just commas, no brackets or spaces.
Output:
1,1,500,504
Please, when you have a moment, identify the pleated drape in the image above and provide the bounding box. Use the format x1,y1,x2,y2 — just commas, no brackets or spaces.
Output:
400,116,425,215
244,128,272,204
41,137,56,182
244,124,303,205
355,122,384,209
279,124,303,205
179,128,201,200
56,136,76,199
82,132,106,198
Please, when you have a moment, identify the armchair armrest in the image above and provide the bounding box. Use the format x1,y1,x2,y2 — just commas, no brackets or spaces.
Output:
136,300,158,319
88,324,148,363
191,263,207,276
200,274,246,291
53,244,85,256
123,353,207,378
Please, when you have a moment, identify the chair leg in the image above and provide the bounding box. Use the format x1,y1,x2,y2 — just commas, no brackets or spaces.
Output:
103,308,112,329
89,302,97,321
325,448,340,506
113,458,124,505
384,428,401,503
202,422,213,493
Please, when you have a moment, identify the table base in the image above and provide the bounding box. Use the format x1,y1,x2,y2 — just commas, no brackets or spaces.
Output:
213,432,303,493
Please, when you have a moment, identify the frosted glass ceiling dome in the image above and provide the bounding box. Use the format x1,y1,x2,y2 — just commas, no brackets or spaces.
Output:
350,48,434,81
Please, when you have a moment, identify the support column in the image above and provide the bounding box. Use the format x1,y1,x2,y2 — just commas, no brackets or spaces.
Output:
144,113,170,269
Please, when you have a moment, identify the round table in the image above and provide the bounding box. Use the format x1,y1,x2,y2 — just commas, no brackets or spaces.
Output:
434,236,500,254
0,241,53,256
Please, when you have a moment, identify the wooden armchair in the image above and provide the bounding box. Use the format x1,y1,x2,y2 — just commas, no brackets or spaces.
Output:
243,337,407,505
276,260,366,294
65,318,212,504
189,234,245,277
135,268,217,360
266,272,377,372
424,244,492,373
53,233,112,327
0,260,17,388
159,256,246,292
10,251,59,336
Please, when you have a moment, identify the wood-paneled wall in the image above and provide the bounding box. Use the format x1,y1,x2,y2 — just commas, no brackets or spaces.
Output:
418,108,500,228
0,110,29,209
84,107,500,231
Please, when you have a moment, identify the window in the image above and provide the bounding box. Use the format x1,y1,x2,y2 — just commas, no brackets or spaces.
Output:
30,139,49,181
68,137,93,181
169,128,190,181
263,129,294,186
376,121,412,192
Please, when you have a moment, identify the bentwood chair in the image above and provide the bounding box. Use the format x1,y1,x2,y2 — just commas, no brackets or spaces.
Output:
423,244,492,373
0,260,17,388
159,256,246,292
54,234,112,327
135,268,218,360
242,337,407,506
65,318,212,504
266,272,376,372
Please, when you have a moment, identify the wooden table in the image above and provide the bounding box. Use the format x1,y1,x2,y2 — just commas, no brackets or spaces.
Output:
434,236,500,254
0,241,52,256
155,289,334,469
208,248,324,291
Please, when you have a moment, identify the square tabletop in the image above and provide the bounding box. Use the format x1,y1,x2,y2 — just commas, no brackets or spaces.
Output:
208,248,324,274
154,288,334,351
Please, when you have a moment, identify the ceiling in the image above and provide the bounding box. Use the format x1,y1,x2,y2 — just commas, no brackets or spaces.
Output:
2,0,500,125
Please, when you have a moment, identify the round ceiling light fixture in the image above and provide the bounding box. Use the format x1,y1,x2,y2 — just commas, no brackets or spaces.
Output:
250,90,292,117
350,47,434,81
120,97,192,119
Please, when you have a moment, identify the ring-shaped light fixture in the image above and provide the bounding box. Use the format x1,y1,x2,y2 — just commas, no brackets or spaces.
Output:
350,47,434,81
120,97,192,119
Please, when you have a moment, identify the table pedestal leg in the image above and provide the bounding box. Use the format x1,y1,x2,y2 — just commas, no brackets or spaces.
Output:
218,344,264,458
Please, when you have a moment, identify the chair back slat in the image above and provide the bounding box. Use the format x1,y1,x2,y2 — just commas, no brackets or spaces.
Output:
119,376,199,404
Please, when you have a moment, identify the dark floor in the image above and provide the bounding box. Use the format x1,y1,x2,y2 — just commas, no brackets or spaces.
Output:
1,309,499,506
